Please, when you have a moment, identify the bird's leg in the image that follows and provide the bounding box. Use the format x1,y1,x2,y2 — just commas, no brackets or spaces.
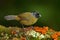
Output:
30,26,34,29
21,24,25,34
21,24,24,29
21,24,29,40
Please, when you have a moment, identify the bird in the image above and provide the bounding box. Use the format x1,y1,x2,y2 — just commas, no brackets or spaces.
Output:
4,11,41,26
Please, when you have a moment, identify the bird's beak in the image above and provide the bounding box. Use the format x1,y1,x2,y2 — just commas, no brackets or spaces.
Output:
39,14,42,17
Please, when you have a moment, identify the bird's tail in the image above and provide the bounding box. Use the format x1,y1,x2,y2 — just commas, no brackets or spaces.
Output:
4,15,18,20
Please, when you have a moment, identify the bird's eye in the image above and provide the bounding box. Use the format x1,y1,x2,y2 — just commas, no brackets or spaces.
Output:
35,13,40,18
36,13,39,16
31,11,41,18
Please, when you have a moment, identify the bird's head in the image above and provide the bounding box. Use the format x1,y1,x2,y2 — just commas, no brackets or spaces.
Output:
31,11,41,18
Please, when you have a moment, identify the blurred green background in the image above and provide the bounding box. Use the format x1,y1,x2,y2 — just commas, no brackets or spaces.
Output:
0,0,60,31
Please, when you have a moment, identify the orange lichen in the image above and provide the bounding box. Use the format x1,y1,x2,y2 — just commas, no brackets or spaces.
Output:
43,26,48,31
41,29,47,34
34,26,48,34
54,38,58,40
51,32,60,40
34,26,43,32
56,32,60,36
51,33,58,39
